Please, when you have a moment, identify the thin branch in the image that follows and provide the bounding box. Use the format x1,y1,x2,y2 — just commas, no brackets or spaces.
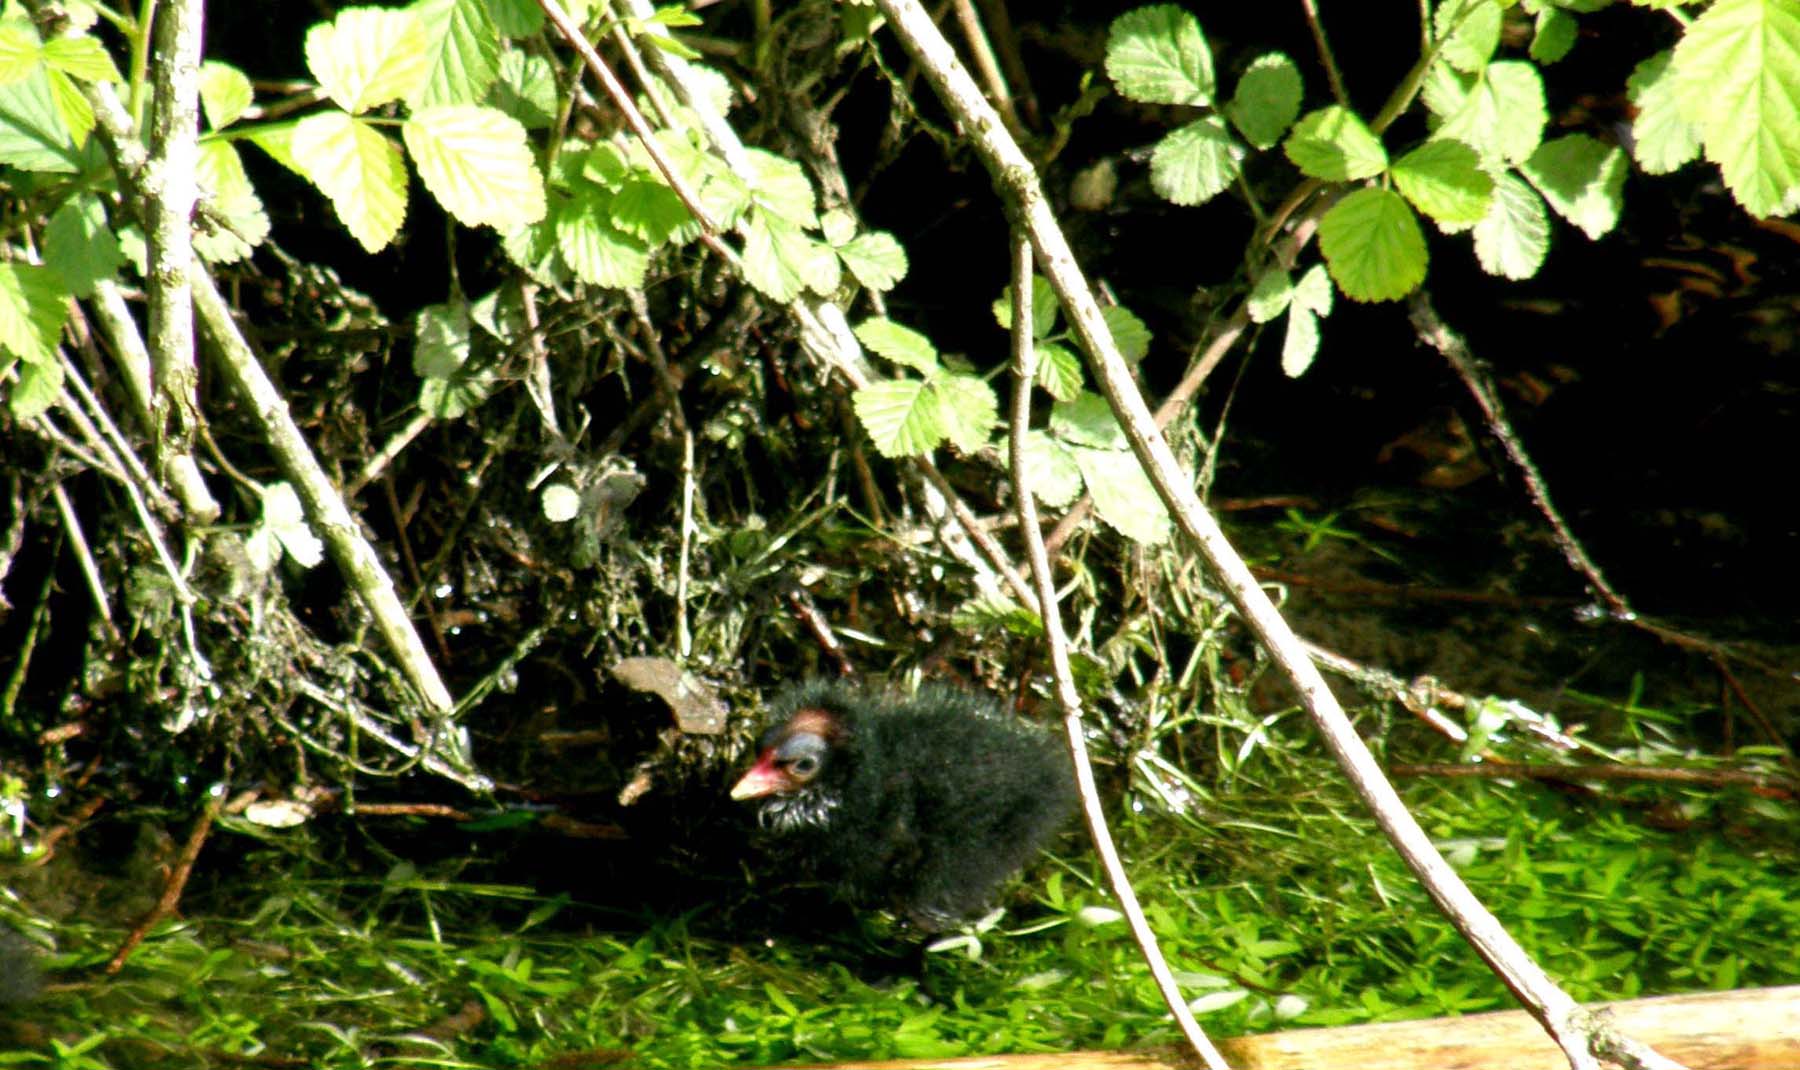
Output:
951,0,1027,145
51,483,120,644
1298,0,1351,108
106,787,224,974
1007,233,1229,1070
869,2,1682,1067
1390,761,1799,796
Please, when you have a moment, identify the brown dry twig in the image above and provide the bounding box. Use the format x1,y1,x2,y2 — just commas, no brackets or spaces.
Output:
106,789,225,975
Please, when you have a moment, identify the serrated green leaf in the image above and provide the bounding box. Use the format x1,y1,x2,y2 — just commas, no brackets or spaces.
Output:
45,67,92,148
195,141,270,263
0,262,69,365
293,110,409,252
610,174,689,245
1317,187,1427,302
744,148,817,227
1473,170,1549,280
305,7,430,114
0,67,79,172
44,195,121,298
820,208,856,246
1034,342,1083,402
1292,262,1334,316
1050,391,1127,450
934,373,997,454
1151,115,1241,206
0,20,40,85
1247,268,1292,323
199,60,253,130
409,0,501,109
245,120,303,176
1281,305,1320,377
8,355,62,418
1104,5,1214,106
1391,138,1493,227
854,378,941,457
1012,430,1083,508
1627,50,1701,175
500,219,563,284
1435,0,1502,73
1102,305,1151,363
796,234,841,296
1284,105,1387,181
42,35,119,83
1431,60,1546,166
1530,7,1577,64
1670,0,1800,217
403,105,545,231
1522,134,1626,239
1226,52,1302,150
838,231,907,291
992,275,1060,338
555,191,649,289
486,0,543,36
1070,446,1170,544
739,210,808,302
413,300,471,379
854,317,938,374
490,49,556,129
419,365,492,418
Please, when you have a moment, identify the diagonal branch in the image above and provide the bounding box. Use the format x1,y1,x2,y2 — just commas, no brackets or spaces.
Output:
870,2,1686,1067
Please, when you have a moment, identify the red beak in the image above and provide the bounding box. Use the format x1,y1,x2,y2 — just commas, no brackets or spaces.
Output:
730,750,787,800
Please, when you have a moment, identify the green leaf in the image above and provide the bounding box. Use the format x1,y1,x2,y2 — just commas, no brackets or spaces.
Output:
292,110,410,252
1435,0,1502,73
1281,305,1320,378
1034,341,1083,402
42,35,120,83
195,141,271,263
1391,138,1493,228
0,67,79,172
1105,4,1213,105
0,262,69,366
1671,0,1800,217
500,219,563,284
1530,7,1578,64
609,174,689,245
1317,186,1427,302
1102,305,1152,362
1226,52,1302,150
199,60,253,130
253,483,325,570
555,191,649,289
1013,430,1083,507
1050,391,1126,450
0,20,39,84
304,7,430,114
403,105,546,230
45,67,93,148
1522,134,1626,239
795,233,841,295
1248,267,1292,323
409,0,501,109
740,209,808,302
854,378,941,457
1151,115,1241,206
8,356,62,419
854,316,938,374
992,275,1060,338
486,0,543,36
934,373,998,454
744,148,817,227
1627,50,1701,175
489,49,556,129
1292,262,1334,316
1284,105,1387,181
419,365,492,418
838,230,907,292
245,120,303,176
1473,170,1549,280
44,195,121,298
1429,60,1546,166
413,300,471,379
1070,446,1170,544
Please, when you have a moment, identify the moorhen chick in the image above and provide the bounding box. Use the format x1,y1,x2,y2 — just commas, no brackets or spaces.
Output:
730,678,1076,930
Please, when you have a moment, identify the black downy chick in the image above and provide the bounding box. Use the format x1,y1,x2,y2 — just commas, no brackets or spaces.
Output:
730,679,1076,931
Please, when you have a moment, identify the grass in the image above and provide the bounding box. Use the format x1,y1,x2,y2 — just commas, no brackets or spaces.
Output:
6,754,1795,1068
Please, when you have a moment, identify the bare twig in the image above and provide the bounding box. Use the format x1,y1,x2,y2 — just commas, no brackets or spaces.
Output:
1007,234,1229,1070
106,787,225,974
1391,761,1799,796
50,483,119,643
951,0,1027,145
1298,0,1351,108
871,2,1683,1066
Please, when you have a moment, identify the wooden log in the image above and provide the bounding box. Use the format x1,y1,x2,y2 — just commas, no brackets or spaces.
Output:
752,985,1800,1070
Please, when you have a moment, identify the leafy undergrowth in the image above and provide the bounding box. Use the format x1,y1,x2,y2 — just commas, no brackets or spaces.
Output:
8,767,1795,1068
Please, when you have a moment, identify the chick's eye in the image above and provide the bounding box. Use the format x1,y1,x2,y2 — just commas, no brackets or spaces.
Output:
786,754,819,778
